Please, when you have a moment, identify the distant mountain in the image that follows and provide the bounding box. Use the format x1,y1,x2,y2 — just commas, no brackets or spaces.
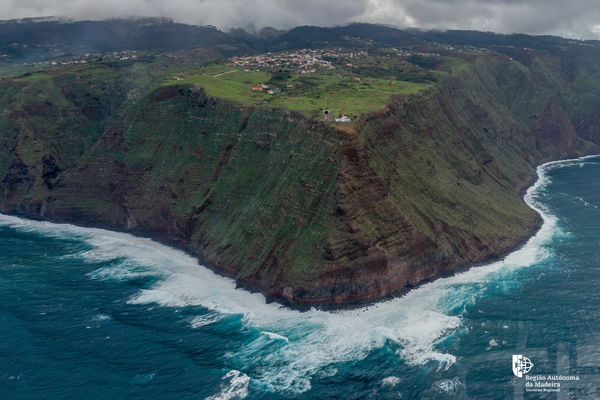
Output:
270,24,421,50
5,19,600,65
271,22,600,52
3,18,600,66
0,18,253,62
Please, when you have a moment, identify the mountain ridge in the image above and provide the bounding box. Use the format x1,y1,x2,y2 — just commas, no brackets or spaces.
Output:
1,21,600,308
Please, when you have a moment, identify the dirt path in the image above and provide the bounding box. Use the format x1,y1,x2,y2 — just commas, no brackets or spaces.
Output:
213,70,237,77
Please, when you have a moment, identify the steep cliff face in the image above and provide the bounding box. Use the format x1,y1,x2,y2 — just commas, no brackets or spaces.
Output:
1,79,347,302
294,55,596,304
1,52,599,308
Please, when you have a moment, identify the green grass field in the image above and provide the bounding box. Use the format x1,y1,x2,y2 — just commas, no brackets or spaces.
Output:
163,63,428,119
3,54,432,121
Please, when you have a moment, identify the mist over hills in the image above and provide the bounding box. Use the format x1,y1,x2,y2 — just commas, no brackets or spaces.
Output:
2,17,599,65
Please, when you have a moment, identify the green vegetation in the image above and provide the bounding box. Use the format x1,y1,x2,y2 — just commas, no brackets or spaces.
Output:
163,62,428,119
4,29,600,308
2,47,469,122
166,64,270,102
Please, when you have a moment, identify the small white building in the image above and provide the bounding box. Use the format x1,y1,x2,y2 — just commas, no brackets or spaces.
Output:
335,115,351,123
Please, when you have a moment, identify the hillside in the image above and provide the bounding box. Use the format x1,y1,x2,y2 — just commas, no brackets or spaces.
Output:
2,22,600,308
0,18,255,63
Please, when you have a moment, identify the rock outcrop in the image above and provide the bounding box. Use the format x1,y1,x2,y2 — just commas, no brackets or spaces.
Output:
1,49,600,309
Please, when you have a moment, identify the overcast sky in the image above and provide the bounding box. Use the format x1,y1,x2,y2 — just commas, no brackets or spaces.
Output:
2,0,600,39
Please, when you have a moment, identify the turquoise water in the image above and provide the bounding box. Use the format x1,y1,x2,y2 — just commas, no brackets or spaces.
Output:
1,156,600,399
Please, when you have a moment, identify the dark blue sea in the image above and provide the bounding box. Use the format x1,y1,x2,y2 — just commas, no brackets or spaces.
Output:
1,156,600,399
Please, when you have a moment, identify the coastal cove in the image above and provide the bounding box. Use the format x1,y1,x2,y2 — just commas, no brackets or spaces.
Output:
2,154,600,398
0,154,583,311
4,32,600,308
5,15,600,400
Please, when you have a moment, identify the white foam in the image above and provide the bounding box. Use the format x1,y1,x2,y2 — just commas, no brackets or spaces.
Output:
430,377,465,394
206,370,250,400
87,264,158,281
574,195,598,208
487,339,499,350
93,313,111,321
381,376,402,387
189,314,225,328
261,331,289,342
1,155,595,395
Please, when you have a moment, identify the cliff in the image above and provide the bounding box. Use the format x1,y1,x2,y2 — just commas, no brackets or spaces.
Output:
1,47,600,309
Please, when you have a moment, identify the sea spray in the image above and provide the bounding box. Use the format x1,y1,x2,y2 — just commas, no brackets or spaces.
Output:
0,155,596,395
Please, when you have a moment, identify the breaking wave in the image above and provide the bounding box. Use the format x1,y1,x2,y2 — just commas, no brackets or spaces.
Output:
206,370,250,400
0,155,595,395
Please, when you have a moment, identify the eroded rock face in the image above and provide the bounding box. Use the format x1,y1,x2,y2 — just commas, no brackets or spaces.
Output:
1,53,600,309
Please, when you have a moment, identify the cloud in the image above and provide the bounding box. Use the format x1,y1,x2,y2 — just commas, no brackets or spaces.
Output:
368,0,600,39
1,0,600,39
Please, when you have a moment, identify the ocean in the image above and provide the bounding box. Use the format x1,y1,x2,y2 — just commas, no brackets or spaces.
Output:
1,155,599,399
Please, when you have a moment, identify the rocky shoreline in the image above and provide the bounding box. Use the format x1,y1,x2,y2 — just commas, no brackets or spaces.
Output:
3,47,600,309
2,165,548,311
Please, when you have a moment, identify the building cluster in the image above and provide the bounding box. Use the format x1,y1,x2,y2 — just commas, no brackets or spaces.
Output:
227,48,378,75
375,44,488,60
322,109,351,123
250,83,275,94
249,82,296,95
335,115,351,122
430,43,489,55
229,49,337,74
29,50,138,67
330,49,369,59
